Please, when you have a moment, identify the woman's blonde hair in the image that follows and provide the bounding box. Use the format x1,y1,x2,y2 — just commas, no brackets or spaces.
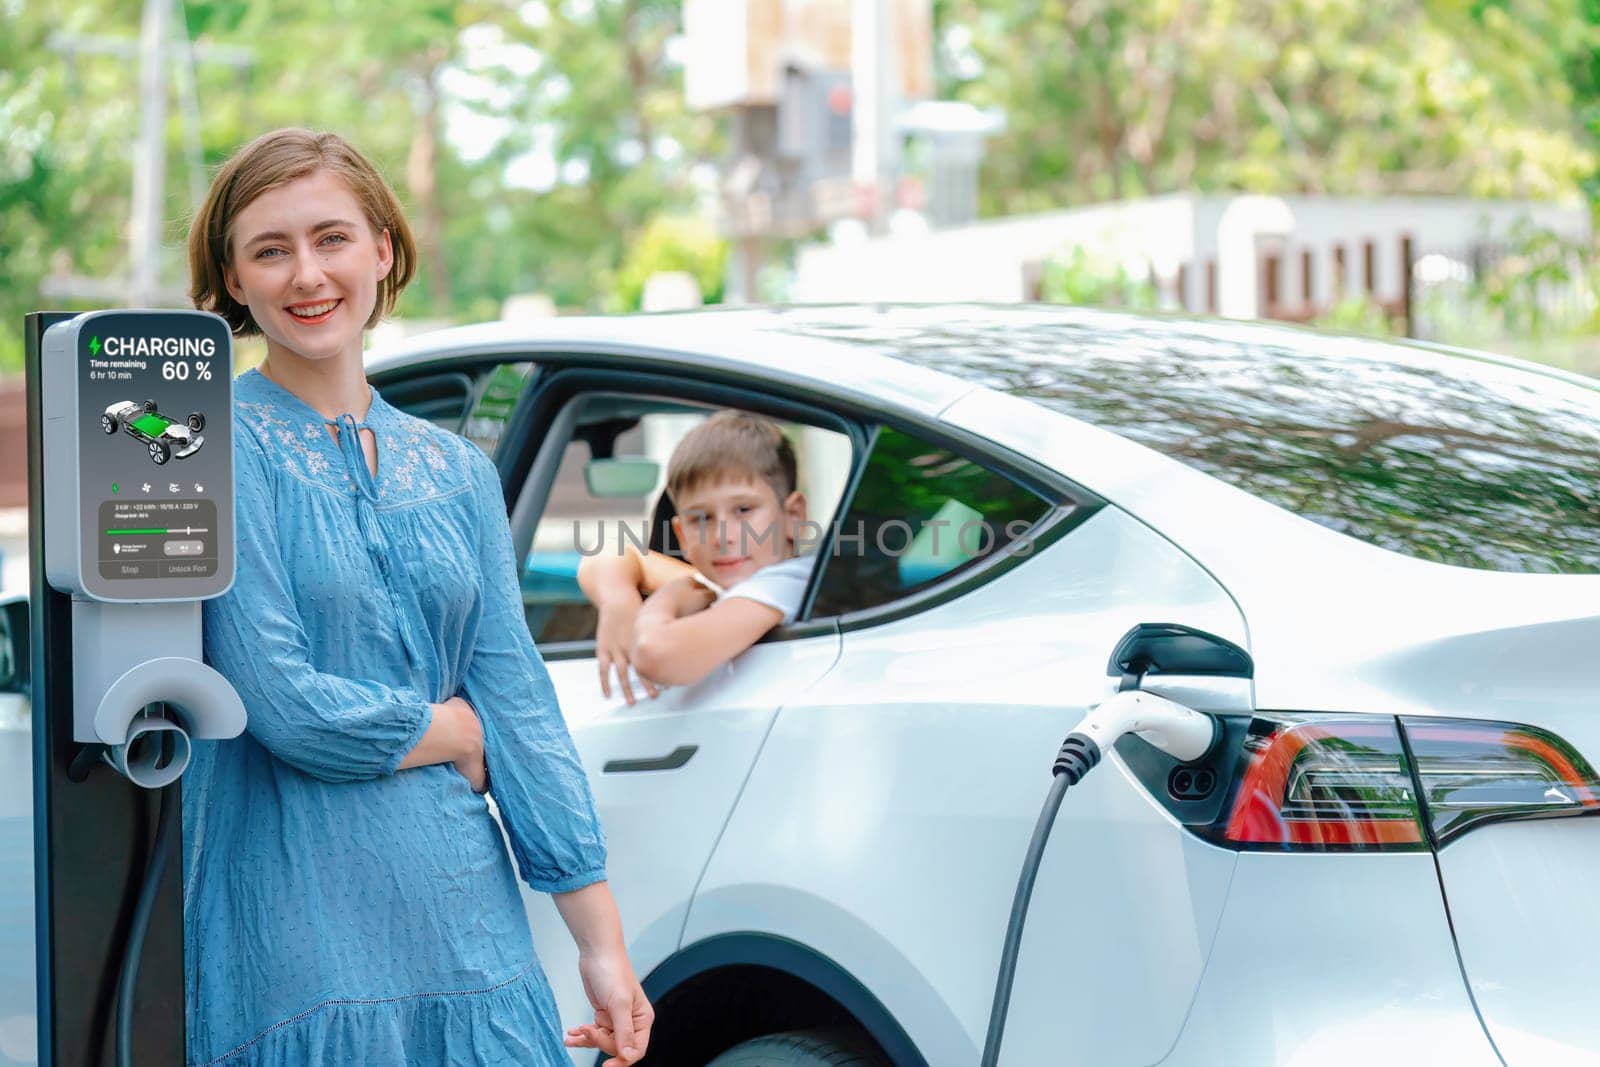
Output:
187,128,417,336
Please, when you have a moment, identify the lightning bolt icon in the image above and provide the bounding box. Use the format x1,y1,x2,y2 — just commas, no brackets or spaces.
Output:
89,336,101,357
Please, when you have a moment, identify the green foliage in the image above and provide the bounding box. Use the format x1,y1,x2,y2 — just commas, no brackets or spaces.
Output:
607,216,728,311
1313,295,1398,338
940,0,1600,215
1411,220,1600,369
6,0,1600,378
1471,220,1600,336
1037,246,1157,309
0,0,716,374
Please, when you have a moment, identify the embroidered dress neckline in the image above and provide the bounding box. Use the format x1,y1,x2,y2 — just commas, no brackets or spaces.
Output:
244,368,390,492
245,366,384,430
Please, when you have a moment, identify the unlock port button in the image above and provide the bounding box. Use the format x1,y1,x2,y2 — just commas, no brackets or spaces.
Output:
164,540,205,556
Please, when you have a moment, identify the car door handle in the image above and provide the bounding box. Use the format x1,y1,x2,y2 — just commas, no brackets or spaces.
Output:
603,745,698,774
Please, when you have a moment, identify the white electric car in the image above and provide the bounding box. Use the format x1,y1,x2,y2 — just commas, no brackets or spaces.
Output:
4,305,1597,1066
363,305,1600,1067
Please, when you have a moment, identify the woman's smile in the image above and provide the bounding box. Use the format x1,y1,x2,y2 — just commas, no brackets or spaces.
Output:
286,298,343,324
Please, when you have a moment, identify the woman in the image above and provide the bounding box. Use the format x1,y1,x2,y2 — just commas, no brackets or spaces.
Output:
183,128,649,1066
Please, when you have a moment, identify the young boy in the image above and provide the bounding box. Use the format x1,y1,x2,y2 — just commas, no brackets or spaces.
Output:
576,410,810,703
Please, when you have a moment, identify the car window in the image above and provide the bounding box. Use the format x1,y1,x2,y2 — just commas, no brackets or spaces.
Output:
522,394,853,648
780,311,1600,574
809,425,1053,618
463,363,535,456
380,361,534,458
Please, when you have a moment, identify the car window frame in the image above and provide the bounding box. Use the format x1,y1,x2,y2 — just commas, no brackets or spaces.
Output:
368,357,540,456
502,364,866,660
800,419,1098,631
377,350,1107,646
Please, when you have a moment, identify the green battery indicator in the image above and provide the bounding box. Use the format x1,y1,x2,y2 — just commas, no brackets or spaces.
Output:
106,527,210,535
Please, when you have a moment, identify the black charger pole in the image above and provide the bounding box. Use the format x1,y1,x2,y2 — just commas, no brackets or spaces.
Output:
27,312,186,1065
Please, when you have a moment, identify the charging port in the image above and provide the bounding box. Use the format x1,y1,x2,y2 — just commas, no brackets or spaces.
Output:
1168,765,1217,801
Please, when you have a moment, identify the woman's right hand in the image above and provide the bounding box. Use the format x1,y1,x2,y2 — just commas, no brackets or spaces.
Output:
398,696,487,791
440,696,488,793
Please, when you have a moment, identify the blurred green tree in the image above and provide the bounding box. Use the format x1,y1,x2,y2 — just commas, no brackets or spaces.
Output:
0,0,718,371
7,0,1600,376
939,0,1600,214
608,215,727,311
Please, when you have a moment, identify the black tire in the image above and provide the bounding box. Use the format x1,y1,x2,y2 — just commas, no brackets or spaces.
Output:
186,412,205,433
102,414,118,434
706,1028,888,1067
142,398,157,413
149,442,170,465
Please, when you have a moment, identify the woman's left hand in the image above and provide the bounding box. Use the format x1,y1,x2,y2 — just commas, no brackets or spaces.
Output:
564,948,653,1066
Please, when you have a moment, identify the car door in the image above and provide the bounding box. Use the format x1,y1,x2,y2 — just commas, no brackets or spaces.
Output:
0,594,31,1067
495,367,854,1041
683,416,1252,1066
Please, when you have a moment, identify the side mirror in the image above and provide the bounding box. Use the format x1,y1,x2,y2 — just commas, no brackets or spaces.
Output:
585,458,660,499
1107,622,1252,681
0,595,28,696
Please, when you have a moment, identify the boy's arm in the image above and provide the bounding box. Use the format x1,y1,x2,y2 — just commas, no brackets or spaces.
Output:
576,543,698,603
630,578,781,687
578,544,702,703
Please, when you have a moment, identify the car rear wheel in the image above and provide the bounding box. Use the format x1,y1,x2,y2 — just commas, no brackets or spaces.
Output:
101,414,118,434
186,413,205,433
706,1028,888,1067
142,398,157,413
149,442,170,465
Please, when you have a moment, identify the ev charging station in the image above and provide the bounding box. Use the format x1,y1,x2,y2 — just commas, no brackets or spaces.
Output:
26,310,245,1064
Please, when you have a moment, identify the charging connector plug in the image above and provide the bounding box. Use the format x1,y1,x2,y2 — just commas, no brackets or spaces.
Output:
1051,733,1100,784
981,690,1219,1067
1068,689,1218,766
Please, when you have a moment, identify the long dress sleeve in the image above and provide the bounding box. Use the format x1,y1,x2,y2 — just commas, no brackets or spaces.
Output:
202,426,434,782
459,449,608,894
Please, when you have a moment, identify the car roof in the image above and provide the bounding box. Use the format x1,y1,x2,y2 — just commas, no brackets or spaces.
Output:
368,301,1600,400
366,307,983,420
368,303,1600,587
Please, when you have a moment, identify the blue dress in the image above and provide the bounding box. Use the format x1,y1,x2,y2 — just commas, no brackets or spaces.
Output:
183,368,606,1065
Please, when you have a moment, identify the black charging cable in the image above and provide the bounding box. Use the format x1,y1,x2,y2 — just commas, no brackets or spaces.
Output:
978,731,1102,1067
981,671,1209,1066
116,727,181,1067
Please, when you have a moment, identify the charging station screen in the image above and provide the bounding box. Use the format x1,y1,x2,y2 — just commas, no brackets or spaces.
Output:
75,312,233,600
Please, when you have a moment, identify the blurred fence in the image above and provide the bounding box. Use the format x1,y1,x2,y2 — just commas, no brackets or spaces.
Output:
1410,239,1599,345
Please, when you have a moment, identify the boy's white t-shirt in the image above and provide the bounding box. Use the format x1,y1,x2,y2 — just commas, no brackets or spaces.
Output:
704,553,813,625
619,554,813,697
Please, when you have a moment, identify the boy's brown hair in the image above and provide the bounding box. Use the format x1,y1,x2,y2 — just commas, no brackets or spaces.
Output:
667,410,798,506
187,127,417,336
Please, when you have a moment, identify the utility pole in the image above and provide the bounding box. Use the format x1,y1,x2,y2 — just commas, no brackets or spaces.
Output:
852,0,898,235
44,0,252,307
131,0,170,307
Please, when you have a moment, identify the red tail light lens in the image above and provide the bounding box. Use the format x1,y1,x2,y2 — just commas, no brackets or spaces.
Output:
1198,714,1600,851
1202,716,1427,851
1400,718,1600,845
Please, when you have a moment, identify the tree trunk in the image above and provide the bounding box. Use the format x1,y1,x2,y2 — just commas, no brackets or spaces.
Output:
408,62,451,310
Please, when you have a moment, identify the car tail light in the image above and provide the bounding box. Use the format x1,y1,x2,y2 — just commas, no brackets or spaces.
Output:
1201,716,1428,851
1196,714,1600,851
1401,718,1600,846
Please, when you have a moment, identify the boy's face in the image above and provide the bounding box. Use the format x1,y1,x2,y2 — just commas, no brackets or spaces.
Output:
671,475,807,589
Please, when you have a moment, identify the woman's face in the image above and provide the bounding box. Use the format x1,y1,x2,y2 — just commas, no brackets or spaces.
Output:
223,169,393,366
